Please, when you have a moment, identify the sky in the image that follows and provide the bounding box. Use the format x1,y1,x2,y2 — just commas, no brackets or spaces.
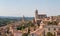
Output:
0,0,60,17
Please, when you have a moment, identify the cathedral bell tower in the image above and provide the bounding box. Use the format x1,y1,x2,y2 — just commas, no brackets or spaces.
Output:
22,15,25,23
35,9,38,23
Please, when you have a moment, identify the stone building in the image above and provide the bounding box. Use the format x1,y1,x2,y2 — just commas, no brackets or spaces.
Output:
35,9,47,24
44,25,60,36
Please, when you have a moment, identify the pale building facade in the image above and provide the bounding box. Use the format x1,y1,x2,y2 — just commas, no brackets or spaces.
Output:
44,25,60,36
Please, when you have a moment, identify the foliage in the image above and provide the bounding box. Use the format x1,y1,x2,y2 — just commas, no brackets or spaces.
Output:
27,21,35,27
37,24,40,27
22,33,28,36
17,21,35,30
46,32,54,36
17,25,25,30
0,18,18,27
28,27,30,34
48,21,58,25
54,32,56,36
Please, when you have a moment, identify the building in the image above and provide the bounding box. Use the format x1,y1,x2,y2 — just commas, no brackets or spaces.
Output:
22,15,25,23
35,9,47,24
44,25,60,36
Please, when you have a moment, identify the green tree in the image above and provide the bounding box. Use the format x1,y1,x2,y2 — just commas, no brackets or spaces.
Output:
48,21,58,25
22,33,28,36
54,32,56,36
27,21,34,27
17,25,25,30
46,32,54,36
28,27,30,34
37,24,40,27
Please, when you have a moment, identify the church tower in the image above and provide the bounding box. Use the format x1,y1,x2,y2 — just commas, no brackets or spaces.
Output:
22,15,25,23
35,9,38,19
35,9,38,23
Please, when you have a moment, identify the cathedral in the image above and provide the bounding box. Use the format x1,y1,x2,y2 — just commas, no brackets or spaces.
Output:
35,10,47,24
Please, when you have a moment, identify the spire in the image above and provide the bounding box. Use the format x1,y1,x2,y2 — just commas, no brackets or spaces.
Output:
22,15,25,22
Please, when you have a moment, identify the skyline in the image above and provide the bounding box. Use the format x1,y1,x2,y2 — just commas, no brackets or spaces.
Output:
0,0,60,17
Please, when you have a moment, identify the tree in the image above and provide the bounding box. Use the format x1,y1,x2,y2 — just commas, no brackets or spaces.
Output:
17,25,25,30
28,27,30,34
48,21,58,25
54,32,56,36
28,21,34,26
22,33,28,36
46,32,54,36
37,24,40,27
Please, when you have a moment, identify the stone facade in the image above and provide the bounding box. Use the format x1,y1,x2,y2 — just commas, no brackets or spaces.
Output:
35,10,47,24
44,25,60,36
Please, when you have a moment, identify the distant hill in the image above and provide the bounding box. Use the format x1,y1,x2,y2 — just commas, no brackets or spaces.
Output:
0,16,34,21
0,16,34,27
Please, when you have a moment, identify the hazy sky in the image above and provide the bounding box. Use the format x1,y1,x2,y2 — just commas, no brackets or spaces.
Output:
0,0,60,17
